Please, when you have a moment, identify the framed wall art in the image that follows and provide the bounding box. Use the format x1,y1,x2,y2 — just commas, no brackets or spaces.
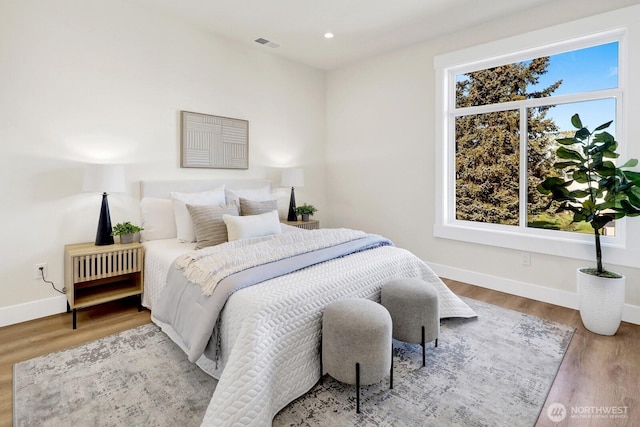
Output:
180,111,249,169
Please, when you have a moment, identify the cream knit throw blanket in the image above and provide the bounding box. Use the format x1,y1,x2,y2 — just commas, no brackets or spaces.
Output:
175,228,367,296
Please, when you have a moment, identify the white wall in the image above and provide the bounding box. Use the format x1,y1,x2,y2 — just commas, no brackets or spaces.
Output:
0,0,326,325
4,0,640,328
326,0,640,323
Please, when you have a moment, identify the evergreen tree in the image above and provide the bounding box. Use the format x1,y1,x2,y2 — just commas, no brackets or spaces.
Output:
455,57,562,225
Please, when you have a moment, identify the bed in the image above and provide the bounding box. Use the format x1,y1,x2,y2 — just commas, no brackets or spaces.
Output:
139,179,476,426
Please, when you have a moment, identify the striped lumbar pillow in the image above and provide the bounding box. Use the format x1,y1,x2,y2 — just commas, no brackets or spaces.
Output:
186,203,239,249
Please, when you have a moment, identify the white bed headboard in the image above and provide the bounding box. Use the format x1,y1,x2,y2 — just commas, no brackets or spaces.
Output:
140,179,272,199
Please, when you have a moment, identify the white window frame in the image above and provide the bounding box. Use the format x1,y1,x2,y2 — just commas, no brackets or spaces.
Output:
433,23,638,268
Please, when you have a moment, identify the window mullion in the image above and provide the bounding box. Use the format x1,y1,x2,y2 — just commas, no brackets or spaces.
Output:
519,107,528,229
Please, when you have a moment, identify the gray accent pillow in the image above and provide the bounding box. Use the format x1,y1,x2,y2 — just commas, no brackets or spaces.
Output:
239,198,278,216
186,203,239,249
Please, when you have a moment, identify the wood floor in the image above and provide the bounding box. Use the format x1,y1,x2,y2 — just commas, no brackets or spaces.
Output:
1,282,638,427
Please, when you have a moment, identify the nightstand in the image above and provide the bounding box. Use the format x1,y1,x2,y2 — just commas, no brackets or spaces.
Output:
281,219,320,230
64,241,144,329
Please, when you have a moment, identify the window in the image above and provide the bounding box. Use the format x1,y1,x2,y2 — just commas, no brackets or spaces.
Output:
453,42,619,234
434,25,633,265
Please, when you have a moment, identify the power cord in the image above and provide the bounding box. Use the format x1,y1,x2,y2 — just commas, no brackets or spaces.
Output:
39,266,65,294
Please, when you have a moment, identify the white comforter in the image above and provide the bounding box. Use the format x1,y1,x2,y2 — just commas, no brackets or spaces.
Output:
167,244,477,426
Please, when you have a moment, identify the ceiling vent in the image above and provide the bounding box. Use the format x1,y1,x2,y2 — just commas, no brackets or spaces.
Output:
254,38,280,49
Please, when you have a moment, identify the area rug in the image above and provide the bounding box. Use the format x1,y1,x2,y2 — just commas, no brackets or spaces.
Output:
14,298,574,426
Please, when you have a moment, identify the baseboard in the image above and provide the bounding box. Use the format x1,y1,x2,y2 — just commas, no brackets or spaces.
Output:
428,262,640,326
3,267,639,328
0,295,67,328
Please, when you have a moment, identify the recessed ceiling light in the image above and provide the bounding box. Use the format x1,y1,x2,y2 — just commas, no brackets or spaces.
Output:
324,32,334,39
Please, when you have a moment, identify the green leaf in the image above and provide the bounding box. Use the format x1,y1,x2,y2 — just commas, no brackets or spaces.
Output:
620,200,640,215
591,214,614,230
573,211,588,222
539,176,568,189
556,137,577,146
596,200,616,210
575,128,590,140
551,188,577,202
628,191,640,209
570,190,590,198
553,161,580,169
617,182,634,192
556,147,584,162
593,131,614,143
582,199,596,211
620,158,639,168
572,170,588,183
624,171,640,185
571,114,583,129
599,176,615,188
594,120,613,131
595,161,617,176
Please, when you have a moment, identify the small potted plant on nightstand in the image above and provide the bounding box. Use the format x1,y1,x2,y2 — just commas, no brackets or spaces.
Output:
294,203,318,222
111,222,143,244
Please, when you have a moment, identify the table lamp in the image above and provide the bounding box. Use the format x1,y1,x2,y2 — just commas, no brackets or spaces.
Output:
83,164,126,245
281,168,304,221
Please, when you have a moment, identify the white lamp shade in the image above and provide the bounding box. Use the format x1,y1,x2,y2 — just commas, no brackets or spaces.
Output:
82,164,126,193
280,168,304,188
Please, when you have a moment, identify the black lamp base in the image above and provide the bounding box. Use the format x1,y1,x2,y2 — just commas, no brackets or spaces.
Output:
287,187,298,221
95,192,114,246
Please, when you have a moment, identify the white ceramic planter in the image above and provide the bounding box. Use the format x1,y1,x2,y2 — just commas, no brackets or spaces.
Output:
577,268,625,336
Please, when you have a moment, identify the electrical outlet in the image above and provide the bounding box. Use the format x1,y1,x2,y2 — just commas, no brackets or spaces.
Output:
521,252,531,266
34,263,48,280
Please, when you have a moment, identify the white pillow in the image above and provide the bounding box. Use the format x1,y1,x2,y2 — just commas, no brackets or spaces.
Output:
140,197,177,241
225,186,272,206
171,186,226,242
223,210,282,241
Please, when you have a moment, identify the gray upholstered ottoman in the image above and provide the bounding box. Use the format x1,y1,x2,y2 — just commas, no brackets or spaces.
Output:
381,278,439,367
321,298,393,413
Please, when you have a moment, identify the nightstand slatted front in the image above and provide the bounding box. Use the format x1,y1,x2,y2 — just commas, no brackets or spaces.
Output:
73,248,142,282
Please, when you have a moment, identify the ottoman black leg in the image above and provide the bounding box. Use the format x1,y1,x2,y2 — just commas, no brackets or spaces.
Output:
390,345,394,389
319,340,323,385
422,326,426,367
356,362,361,413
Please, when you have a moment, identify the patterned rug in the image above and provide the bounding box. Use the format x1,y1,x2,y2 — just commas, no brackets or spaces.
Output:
13,298,574,426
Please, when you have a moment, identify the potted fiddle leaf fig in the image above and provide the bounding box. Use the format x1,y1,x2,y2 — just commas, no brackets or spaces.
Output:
294,203,318,222
538,114,640,335
111,221,143,244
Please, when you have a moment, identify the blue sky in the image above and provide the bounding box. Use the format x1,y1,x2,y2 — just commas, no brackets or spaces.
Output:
531,42,618,133
456,42,619,133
